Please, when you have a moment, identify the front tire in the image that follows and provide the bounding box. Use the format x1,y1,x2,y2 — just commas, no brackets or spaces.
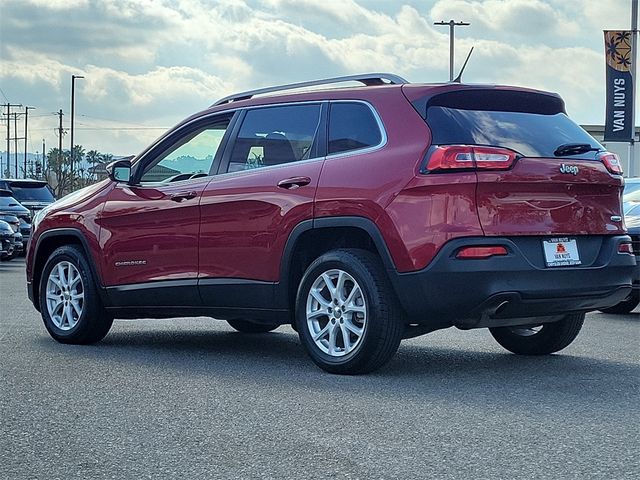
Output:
489,313,585,355
39,245,113,344
295,249,403,375
226,319,279,333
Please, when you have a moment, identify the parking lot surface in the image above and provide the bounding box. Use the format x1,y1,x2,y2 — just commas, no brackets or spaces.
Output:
1,258,638,479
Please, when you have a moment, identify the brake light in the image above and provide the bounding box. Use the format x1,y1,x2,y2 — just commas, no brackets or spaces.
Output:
426,145,516,172
618,242,634,254
456,246,508,259
598,152,623,174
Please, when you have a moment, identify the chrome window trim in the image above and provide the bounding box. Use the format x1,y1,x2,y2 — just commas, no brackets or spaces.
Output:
210,156,326,181
132,99,386,183
325,100,387,160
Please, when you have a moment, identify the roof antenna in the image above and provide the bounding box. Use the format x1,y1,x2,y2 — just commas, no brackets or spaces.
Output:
453,46,474,83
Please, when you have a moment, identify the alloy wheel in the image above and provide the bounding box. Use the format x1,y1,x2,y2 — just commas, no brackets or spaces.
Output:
306,269,367,357
45,261,84,331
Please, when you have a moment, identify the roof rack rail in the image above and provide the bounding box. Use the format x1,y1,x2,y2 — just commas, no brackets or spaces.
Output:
212,73,409,106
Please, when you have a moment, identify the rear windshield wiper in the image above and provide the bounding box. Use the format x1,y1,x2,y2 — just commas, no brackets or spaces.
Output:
554,143,600,157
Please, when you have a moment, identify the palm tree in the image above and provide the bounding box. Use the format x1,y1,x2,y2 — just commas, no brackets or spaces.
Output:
85,150,100,180
99,152,113,164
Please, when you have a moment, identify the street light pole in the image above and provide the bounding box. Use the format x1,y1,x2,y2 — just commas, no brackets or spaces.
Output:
70,74,84,182
434,20,470,81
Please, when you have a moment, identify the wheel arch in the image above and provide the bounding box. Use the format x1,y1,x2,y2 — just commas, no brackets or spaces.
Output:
278,216,398,311
32,229,108,310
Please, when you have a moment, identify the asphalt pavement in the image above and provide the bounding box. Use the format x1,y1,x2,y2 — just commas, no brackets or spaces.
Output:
1,258,639,479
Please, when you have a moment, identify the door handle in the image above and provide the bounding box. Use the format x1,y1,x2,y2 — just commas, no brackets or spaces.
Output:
277,176,311,190
170,191,198,202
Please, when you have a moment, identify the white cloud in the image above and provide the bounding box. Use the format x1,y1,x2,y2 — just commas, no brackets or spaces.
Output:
0,0,628,156
430,0,580,38
24,0,88,10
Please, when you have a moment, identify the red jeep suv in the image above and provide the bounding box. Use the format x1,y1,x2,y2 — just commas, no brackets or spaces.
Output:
26,73,637,374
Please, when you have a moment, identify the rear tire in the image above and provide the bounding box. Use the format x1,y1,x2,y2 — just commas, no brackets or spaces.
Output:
598,291,639,314
226,319,279,333
295,249,403,375
489,313,585,355
39,245,113,344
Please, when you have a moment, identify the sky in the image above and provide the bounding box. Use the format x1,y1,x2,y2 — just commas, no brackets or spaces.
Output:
0,0,635,158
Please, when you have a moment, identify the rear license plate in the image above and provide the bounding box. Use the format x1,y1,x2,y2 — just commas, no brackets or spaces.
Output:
543,238,581,267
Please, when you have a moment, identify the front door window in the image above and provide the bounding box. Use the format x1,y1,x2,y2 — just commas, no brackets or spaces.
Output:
141,121,230,184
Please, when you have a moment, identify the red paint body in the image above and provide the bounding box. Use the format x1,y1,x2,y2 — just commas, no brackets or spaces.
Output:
26,83,626,293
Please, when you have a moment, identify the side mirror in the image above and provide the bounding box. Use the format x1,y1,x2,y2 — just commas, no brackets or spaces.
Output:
106,160,132,183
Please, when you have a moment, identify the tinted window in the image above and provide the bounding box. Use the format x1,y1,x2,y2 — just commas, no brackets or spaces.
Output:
141,118,230,184
426,107,602,158
420,90,603,159
227,104,321,173
328,103,382,155
9,184,55,202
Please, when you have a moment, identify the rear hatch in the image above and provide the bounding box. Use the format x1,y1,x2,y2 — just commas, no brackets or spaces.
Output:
407,87,625,237
5,181,55,214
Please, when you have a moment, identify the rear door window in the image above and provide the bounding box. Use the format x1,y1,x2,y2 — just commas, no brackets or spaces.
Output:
227,104,321,173
328,102,382,155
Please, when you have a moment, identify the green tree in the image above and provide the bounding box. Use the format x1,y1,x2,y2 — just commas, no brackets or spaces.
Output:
44,144,113,196
46,147,72,197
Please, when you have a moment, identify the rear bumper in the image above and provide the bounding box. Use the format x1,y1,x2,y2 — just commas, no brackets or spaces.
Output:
390,235,637,329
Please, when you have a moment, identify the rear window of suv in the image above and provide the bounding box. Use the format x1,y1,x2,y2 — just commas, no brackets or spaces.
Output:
6,183,55,202
417,90,603,159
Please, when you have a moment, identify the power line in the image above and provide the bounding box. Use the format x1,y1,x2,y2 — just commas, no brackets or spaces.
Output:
76,127,168,131
30,126,167,131
78,113,161,128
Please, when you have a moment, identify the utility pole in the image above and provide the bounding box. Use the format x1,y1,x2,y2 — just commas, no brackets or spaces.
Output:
24,106,35,179
3,103,21,174
70,74,84,179
57,109,64,158
434,20,470,81
42,138,46,175
13,113,18,177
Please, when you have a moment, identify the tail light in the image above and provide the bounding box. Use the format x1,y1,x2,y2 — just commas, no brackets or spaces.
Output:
598,152,623,174
618,242,634,254
426,145,517,172
456,246,508,259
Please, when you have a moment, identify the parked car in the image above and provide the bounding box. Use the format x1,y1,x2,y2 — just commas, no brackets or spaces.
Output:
600,186,640,313
0,214,24,258
0,179,55,218
0,189,31,251
26,74,637,374
0,220,15,260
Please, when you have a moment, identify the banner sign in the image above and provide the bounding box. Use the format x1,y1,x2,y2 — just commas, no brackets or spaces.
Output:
604,31,634,142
